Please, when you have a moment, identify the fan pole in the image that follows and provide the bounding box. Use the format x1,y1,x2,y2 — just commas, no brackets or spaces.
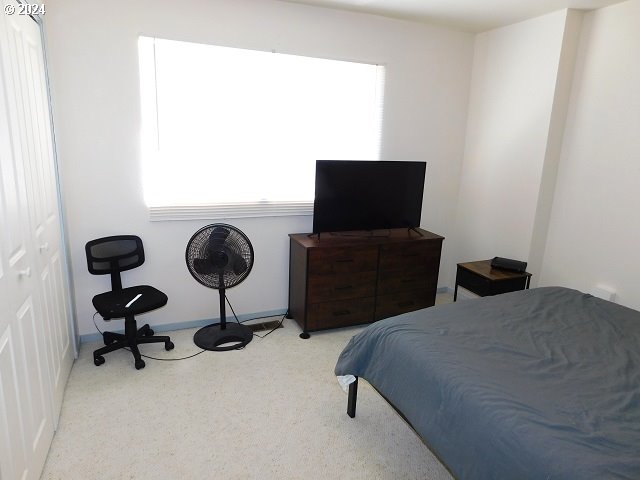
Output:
192,274,253,351
219,287,227,330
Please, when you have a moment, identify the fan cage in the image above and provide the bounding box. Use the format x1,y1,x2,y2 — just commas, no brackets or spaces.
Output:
186,224,254,289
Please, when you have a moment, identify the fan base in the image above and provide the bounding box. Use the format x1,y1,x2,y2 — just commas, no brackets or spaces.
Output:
193,322,253,351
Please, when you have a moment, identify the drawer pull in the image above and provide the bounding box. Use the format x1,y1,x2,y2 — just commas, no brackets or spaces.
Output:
333,309,351,316
334,285,353,291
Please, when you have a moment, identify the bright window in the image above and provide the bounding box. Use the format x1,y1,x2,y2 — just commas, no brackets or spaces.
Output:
138,37,385,220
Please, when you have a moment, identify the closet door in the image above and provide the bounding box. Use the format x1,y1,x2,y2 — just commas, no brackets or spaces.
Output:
0,2,74,479
10,8,74,422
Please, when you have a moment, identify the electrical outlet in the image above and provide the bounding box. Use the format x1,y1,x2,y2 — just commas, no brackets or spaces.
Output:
590,285,616,302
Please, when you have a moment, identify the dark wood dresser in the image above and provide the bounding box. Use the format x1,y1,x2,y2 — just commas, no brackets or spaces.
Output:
288,228,444,338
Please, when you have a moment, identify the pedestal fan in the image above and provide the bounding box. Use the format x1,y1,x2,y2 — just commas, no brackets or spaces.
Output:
186,224,255,351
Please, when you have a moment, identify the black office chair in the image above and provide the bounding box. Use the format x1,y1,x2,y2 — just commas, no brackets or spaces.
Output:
86,235,174,370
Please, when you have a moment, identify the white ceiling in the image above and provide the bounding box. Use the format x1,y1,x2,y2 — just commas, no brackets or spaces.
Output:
278,0,627,32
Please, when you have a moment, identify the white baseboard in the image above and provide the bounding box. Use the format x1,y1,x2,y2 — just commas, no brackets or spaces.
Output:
80,308,288,343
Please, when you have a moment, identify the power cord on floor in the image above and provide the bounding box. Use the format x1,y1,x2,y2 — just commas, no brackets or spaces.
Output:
91,297,287,361
225,295,286,339
92,312,206,361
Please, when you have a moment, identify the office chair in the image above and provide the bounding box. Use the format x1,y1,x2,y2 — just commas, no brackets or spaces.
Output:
86,235,174,370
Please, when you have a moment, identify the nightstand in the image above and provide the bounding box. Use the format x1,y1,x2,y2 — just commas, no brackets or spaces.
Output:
454,260,532,301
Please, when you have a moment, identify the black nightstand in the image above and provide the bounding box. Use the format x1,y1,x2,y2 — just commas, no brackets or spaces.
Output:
454,260,532,301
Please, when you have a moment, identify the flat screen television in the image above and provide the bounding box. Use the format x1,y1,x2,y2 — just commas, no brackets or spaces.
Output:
312,160,426,234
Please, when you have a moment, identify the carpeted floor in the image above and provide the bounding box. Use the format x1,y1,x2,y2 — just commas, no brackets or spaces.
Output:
41,296,454,480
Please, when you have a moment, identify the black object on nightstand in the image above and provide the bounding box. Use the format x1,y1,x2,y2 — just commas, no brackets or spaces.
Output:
454,259,532,301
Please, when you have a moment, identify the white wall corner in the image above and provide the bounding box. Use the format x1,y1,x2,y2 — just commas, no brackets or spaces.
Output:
527,9,584,286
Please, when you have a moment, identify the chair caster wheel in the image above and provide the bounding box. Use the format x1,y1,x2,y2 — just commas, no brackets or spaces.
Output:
165,341,174,351
94,356,105,366
145,328,154,336
135,359,145,370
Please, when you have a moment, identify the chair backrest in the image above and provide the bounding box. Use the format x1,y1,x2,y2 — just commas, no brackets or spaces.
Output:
85,235,145,291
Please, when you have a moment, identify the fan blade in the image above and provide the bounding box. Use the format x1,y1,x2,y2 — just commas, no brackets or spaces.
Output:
229,251,248,275
208,226,230,250
197,227,233,275
193,258,217,275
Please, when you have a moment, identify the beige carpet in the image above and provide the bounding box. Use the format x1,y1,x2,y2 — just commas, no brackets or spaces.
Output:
41,300,454,480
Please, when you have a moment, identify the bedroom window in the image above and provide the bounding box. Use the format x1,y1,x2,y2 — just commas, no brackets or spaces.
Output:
138,37,385,220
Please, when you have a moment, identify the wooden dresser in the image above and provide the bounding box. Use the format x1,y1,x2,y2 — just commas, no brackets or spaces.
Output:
288,228,444,338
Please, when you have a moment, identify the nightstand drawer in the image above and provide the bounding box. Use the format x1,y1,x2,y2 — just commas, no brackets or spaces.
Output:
308,246,378,275
456,266,491,296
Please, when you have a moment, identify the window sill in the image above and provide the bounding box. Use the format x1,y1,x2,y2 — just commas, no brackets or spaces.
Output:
148,201,313,221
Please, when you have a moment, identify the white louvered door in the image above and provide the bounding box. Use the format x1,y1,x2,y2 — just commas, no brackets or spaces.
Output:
0,1,74,479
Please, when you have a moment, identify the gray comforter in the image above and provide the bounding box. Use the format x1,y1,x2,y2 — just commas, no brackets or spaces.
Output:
334,287,640,479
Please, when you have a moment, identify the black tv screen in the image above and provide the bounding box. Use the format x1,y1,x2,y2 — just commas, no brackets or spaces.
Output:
312,160,426,234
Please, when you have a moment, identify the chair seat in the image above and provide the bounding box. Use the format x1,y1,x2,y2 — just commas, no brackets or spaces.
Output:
92,285,168,319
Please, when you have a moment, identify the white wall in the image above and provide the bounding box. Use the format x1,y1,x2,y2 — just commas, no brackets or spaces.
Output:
43,0,474,336
452,9,579,283
454,0,639,311
539,0,640,310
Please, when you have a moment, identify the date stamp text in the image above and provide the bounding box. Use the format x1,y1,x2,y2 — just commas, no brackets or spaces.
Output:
4,3,46,16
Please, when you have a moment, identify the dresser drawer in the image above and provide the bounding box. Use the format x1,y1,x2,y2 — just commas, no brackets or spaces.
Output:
377,269,429,295
308,246,377,275
378,242,440,272
375,289,433,320
308,271,376,302
306,297,375,330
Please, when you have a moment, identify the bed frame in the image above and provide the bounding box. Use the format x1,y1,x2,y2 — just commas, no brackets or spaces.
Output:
347,377,358,418
347,376,417,428
345,375,456,477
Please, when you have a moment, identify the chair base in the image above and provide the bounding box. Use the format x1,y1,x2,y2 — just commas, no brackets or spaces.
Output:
94,317,173,370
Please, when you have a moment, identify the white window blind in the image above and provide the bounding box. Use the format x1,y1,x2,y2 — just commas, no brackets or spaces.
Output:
138,37,385,220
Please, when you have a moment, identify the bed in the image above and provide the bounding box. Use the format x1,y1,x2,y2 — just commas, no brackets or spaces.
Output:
334,287,640,479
